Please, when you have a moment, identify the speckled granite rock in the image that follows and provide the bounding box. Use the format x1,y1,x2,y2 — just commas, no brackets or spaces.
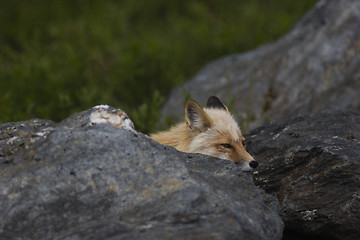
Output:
245,111,360,240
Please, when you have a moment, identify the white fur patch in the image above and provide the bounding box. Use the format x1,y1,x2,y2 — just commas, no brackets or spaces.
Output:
204,108,242,141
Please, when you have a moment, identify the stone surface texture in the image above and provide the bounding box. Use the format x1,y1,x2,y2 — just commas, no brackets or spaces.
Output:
245,111,360,240
0,106,283,240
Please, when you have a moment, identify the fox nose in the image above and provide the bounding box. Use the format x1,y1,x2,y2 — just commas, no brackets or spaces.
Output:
249,160,258,169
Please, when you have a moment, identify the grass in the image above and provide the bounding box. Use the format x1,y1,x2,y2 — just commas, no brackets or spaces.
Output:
0,0,317,133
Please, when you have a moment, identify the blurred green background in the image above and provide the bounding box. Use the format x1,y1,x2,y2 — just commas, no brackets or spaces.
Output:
0,0,317,133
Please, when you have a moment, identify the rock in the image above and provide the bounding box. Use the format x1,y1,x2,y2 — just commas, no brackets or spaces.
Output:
161,0,360,131
0,119,56,165
59,104,135,130
245,111,360,240
0,106,283,239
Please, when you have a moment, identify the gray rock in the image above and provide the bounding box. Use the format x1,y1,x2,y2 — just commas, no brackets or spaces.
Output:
0,106,283,240
161,0,360,131
245,111,360,240
0,119,56,166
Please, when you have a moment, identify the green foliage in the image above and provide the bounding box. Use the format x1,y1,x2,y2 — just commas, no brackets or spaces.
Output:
0,0,317,133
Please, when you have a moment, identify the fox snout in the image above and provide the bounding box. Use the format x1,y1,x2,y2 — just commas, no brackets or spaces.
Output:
236,158,258,170
235,155,258,171
228,142,258,171
249,160,259,169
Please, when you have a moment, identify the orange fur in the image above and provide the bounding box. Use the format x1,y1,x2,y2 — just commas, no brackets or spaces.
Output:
150,96,258,171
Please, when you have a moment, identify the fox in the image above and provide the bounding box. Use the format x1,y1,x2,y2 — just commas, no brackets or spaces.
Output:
150,96,258,171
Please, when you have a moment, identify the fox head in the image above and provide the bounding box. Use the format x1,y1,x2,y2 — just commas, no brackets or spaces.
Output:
185,96,258,171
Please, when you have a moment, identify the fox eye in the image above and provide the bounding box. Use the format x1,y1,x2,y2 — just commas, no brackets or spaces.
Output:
242,142,246,148
221,143,233,149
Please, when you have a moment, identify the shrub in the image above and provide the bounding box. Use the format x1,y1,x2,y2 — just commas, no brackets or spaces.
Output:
0,0,317,133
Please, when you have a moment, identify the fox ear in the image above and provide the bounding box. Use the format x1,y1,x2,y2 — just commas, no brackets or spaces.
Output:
185,100,213,130
206,96,228,111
